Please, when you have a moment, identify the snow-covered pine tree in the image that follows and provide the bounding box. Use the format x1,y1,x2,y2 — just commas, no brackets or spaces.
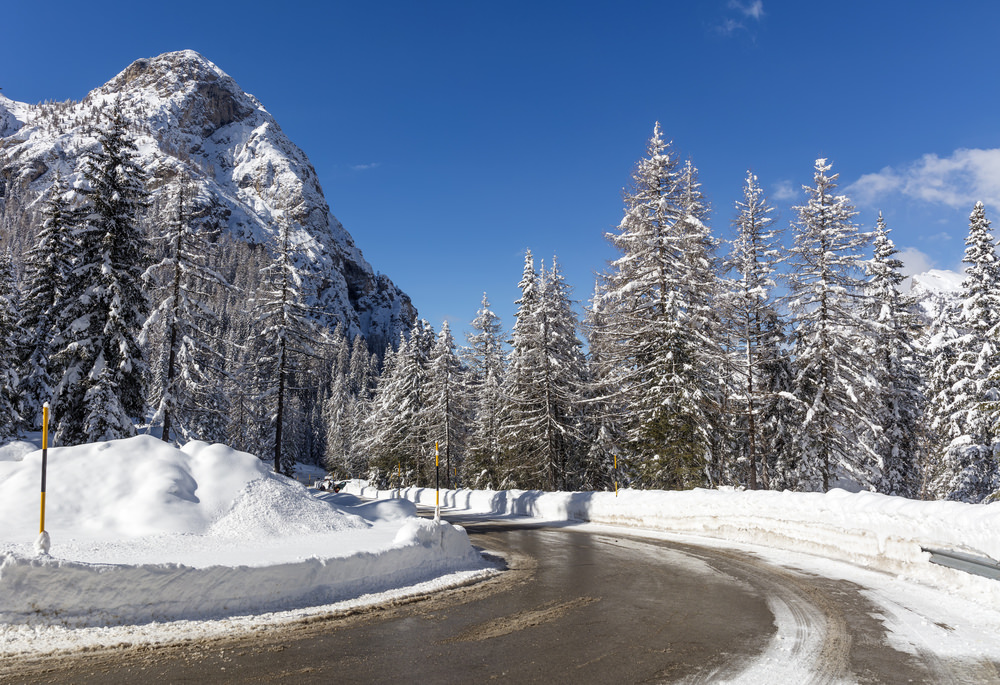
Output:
597,124,719,489
17,171,78,430
322,324,351,475
251,214,324,475
463,293,507,489
424,321,470,488
919,291,962,495
364,323,432,486
674,160,729,485
932,202,1000,502
144,175,232,443
864,213,925,497
722,171,784,489
580,282,625,491
52,100,150,444
786,159,876,491
503,252,587,490
0,251,22,439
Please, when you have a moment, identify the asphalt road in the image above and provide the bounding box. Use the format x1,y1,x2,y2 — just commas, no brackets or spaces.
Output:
4,515,999,684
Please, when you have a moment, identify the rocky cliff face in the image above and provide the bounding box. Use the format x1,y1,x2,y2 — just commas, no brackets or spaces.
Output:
0,50,414,352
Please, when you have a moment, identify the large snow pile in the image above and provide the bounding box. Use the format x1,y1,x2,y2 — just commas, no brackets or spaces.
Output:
0,436,486,630
348,483,1000,607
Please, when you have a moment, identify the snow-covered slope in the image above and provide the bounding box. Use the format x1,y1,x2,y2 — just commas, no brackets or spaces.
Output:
908,268,964,321
909,268,965,297
0,50,414,350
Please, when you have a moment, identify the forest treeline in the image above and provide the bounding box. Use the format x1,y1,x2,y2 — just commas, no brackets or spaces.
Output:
1,114,998,503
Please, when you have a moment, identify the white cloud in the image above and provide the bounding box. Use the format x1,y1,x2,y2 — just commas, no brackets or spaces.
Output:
772,179,798,201
716,1,763,36
716,18,745,35
351,162,381,171
846,148,1000,210
897,246,934,277
729,0,765,20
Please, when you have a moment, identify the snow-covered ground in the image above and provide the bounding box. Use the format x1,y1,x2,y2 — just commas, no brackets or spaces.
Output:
4,436,999,668
0,437,491,656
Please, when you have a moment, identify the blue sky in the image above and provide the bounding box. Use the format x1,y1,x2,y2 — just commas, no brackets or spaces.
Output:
5,1,1000,337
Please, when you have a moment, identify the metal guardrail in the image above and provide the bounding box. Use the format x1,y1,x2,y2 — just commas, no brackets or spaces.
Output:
922,547,1000,581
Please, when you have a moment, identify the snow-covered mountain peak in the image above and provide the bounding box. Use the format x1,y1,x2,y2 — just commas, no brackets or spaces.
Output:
0,51,414,351
909,268,965,295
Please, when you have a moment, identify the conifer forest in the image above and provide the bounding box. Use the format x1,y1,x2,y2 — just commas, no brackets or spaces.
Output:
3,110,999,505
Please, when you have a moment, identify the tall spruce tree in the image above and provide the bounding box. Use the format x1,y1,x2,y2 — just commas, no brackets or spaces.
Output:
144,176,231,443
425,321,470,488
17,171,78,429
864,214,925,497
597,124,719,489
52,100,150,444
0,251,22,439
251,215,323,474
365,323,433,486
932,202,1000,501
723,172,784,489
463,293,507,489
503,253,587,490
867,212,924,497
786,159,876,491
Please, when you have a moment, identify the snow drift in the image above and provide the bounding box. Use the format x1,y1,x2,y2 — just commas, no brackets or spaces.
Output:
0,437,485,627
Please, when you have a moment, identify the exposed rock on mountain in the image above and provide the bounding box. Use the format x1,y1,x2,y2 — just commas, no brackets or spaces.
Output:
0,50,414,352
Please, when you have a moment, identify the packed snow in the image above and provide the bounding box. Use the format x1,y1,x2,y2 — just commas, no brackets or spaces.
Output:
0,436,490,655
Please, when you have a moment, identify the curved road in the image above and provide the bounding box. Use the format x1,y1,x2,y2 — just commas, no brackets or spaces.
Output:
5,515,999,683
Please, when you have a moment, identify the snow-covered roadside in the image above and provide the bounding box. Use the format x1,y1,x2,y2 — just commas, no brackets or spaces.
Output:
347,483,1000,607
0,437,490,655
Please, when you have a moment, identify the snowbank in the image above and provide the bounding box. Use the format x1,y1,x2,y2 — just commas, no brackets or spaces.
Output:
347,483,1000,606
0,437,486,628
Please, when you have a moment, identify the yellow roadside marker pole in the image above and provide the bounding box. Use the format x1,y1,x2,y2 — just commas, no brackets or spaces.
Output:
614,454,618,497
36,403,51,555
435,441,440,522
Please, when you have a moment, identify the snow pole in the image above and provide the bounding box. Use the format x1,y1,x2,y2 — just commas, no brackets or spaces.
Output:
614,454,618,497
36,403,51,555
434,441,440,522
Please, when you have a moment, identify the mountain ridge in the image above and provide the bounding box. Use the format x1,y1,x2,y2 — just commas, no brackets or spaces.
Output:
0,49,414,352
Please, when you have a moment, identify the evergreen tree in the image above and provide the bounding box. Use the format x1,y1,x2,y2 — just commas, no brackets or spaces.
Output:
0,251,22,439
17,171,78,429
424,321,470,488
932,202,1000,501
503,253,587,490
597,124,719,488
722,172,783,489
580,284,626,491
144,176,231,443
52,100,150,444
463,293,507,489
252,215,323,474
365,324,432,486
786,159,875,491
864,213,925,497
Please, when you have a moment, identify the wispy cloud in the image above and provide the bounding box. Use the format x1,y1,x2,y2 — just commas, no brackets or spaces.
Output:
716,1,764,36
772,179,798,201
729,0,764,20
847,148,1000,210
351,162,381,171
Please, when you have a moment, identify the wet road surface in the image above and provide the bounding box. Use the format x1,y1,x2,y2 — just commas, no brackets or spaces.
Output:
4,515,999,683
